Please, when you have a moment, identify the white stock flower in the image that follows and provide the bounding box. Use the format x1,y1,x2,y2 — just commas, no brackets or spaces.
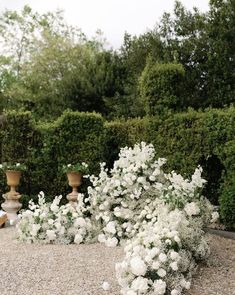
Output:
30,224,41,237
184,202,200,216
211,211,219,223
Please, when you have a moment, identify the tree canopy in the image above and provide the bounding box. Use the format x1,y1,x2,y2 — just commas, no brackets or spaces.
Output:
0,1,234,120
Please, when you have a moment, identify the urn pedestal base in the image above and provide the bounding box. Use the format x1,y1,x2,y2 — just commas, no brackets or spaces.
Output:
67,192,79,205
1,194,22,222
1,170,22,223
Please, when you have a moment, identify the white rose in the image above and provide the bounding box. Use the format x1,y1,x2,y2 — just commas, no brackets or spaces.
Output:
130,256,147,276
105,221,116,234
46,230,56,241
153,279,166,295
170,261,178,271
98,234,106,243
131,277,149,292
170,251,179,260
106,237,118,247
152,261,160,270
157,268,166,278
159,253,167,263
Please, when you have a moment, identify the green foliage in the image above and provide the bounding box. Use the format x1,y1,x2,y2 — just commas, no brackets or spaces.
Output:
0,110,38,201
1,2,235,119
139,62,185,115
219,176,235,229
0,110,105,207
0,108,234,228
61,163,88,175
157,0,235,109
0,162,27,172
104,107,235,227
36,111,105,198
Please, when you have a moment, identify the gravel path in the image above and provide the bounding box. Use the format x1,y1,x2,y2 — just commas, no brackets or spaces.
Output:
0,227,234,295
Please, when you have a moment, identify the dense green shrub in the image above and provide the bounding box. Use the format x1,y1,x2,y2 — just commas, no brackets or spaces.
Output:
139,62,185,115
148,108,234,205
219,176,235,229
0,108,234,228
0,111,38,203
104,107,235,229
0,110,105,207
36,111,105,198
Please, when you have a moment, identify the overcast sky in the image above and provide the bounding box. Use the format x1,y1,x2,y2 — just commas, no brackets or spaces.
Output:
0,0,209,48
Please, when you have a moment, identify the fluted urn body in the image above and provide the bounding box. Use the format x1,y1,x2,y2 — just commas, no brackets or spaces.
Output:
66,172,82,205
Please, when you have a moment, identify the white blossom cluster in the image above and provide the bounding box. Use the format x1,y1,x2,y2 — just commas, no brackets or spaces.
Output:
88,142,210,247
87,142,217,294
16,142,219,295
17,192,92,244
115,199,212,295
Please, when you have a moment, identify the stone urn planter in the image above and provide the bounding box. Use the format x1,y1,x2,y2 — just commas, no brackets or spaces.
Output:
66,172,82,205
1,170,22,222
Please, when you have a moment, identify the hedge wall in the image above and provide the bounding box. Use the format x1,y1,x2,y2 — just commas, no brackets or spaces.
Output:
38,111,105,197
106,107,235,228
0,110,105,206
0,111,39,202
0,108,234,228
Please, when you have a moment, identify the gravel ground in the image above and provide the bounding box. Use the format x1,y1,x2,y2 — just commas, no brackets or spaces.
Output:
0,227,235,295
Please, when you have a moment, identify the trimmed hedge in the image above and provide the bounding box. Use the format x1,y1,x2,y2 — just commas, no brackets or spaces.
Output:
0,107,234,228
0,111,38,200
39,111,105,197
106,107,235,228
0,110,105,206
219,175,235,229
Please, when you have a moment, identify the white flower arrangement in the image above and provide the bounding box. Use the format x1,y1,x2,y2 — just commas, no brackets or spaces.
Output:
16,142,218,295
88,142,210,247
16,192,92,244
115,199,211,295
